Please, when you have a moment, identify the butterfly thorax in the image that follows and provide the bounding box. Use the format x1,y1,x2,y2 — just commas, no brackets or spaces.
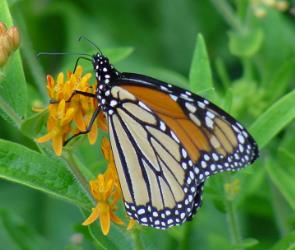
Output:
93,54,120,113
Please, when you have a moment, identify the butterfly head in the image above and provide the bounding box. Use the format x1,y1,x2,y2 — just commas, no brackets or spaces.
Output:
92,53,120,85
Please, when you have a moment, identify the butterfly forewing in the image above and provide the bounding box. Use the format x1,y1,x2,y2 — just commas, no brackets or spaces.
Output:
118,73,259,179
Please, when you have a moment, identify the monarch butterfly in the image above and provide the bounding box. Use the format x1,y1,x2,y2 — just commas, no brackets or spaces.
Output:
60,43,259,230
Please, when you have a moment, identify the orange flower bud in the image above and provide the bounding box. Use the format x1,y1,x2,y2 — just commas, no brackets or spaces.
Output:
7,26,20,50
0,22,7,33
0,34,13,54
0,45,8,67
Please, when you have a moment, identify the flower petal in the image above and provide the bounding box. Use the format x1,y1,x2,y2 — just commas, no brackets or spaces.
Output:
57,100,66,119
88,123,97,145
101,137,112,161
82,206,100,226
73,110,86,131
52,134,63,156
110,212,124,225
81,73,92,84
127,219,136,230
62,107,75,124
57,72,64,85
35,131,54,143
99,203,111,235
75,65,83,78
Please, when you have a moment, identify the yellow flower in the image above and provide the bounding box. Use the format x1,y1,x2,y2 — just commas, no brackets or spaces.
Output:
82,137,137,235
82,173,124,235
36,99,74,155
36,65,107,154
37,66,131,235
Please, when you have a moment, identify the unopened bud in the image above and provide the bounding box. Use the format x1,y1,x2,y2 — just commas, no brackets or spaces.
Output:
7,26,20,50
0,22,7,33
0,34,13,53
0,45,8,67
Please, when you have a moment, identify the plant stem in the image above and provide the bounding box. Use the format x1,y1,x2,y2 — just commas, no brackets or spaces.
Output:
210,0,244,32
63,150,95,205
242,59,253,80
132,230,145,250
224,173,243,250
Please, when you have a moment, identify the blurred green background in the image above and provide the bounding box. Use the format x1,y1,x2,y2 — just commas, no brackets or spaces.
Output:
1,0,295,249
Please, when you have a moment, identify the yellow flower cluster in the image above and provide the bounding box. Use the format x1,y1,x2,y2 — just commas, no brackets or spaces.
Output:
0,22,20,67
251,0,289,17
36,66,107,155
37,66,134,235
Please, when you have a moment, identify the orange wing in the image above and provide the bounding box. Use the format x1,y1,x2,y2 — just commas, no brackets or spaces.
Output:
122,85,243,165
122,85,211,163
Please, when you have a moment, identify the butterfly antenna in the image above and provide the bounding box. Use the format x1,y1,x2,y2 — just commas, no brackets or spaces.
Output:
78,36,103,55
37,52,92,58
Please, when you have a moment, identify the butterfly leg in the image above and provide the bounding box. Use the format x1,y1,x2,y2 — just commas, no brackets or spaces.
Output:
72,56,92,73
63,106,101,146
50,90,96,104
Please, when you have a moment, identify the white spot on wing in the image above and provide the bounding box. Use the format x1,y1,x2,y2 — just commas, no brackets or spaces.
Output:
185,102,197,113
205,117,214,129
160,121,166,131
171,131,180,143
198,101,205,108
189,113,201,126
170,94,178,101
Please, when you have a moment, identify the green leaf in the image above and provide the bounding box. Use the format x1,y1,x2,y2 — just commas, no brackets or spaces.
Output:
20,110,48,138
215,57,230,90
232,238,259,249
189,34,216,102
104,47,134,64
0,0,28,126
0,139,91,209
0,209,51,250
266,149,295,210
223,88,233,112
265,58,295,103
229,28,264,58
250,90,295,149
271,231,295,250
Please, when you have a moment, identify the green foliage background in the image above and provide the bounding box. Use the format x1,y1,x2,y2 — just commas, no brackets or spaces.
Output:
0,0,295,249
